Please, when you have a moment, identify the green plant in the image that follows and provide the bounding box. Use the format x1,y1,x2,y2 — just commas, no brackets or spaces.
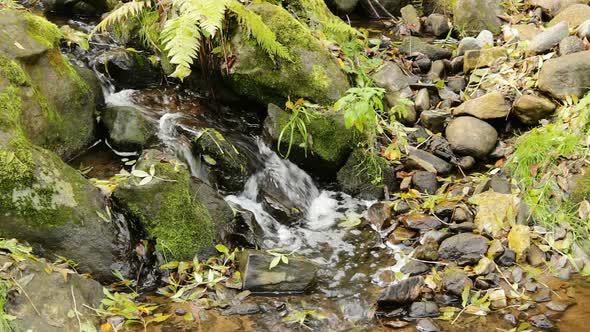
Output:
277,98,318,158
334,87,385,134
92,0,292,80
96,288,170,331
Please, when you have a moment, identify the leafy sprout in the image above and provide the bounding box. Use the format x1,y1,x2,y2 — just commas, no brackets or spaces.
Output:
277,98,318,158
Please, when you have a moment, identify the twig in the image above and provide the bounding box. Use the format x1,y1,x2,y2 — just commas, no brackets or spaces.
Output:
71,285,83,330
9,275,41,317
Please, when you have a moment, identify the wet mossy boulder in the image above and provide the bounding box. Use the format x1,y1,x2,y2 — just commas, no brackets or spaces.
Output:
0,11,136,282
95,48,162,90
2,253,103,331
102,106,156,150
193,128,250,192
264,104,359,177
225,3,350,105
337,148,398,200
113,149,232,260
0,9,100,160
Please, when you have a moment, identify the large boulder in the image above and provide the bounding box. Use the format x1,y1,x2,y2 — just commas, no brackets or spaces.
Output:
0,11,137,282
548,4,590,27
225,3,350,105
101,106,157,150
2,253,103,331
94,49,162,90
453,0,502,34
445,116,498,158
264,104,358,176
337,148,398,200
0,10,100,160
113,149,233,260
538,50,590,99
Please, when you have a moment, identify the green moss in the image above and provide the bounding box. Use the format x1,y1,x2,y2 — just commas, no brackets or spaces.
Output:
0,57,29,86
23,12,61,49
47,49,90,92
114,155,216,260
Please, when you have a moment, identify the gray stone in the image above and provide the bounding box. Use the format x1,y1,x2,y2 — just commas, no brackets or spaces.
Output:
463,47,509,72
529,22,569,54
102,106,156,149
96,49,162,90
546,300,572,312
447,76,467,93
513,94,557,124
367,202,393,230
453,92,510,119
497,249,516,266
239,249,318,293
412,171,439,194
407,146,453,175
578,18,590,39
549,4,590,27
476,30,495,47
416,318,441,332
427,60,446,81
443,269,473,296
400,36,452,60
560,35,586,55
457,37,483,56
416,88,431,112
438,233,489,261
409,301,440,318
454,0,502,34
458,155,476,169
403,213,443,231
539,51,590,99
420,109,450,133
401,261,431,276
401,4,421,33
426,14,450,37
445,116,499,158
529,314,554,329
527,244,547,266
377,276,424,308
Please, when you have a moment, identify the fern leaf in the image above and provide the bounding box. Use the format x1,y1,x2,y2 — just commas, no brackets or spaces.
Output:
160,11,202,80
194,0,230,37
227,1,292,62
91,1,150,36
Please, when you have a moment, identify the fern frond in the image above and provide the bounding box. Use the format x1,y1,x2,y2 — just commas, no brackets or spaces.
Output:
227,0,292,62
160,11,202,79
194,0,230,37
91,0,151,36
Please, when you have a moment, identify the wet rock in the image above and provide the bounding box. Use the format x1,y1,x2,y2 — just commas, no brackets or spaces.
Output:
453,0,502,34
264,104,357,175
226,3,350,104
447,76,466,93
445,117,498,158
407,147,453,175
367,202,393,230
504,313,518,326
239,249,318,293
40,0,110,15
415,54,433,73
529,314,554,329
453,92,510,119
113,150,232,260
420,109,450,133
560,36,586,55
513,94,557,125
525,282,539,292
450,56,464,73
549,4,590,27
433,201,455,218
415,88,431,112
412,171,439,194
534,288,552,302
497,249,516,266
457,37,483,56
415,238,440,261
529,22,569,54
443,269,473,296
403,213,442,231
221,303,261,316
389,226,418,244
449,222,476,232
546,300,572,312
463,47,509,72
3,256,103,332
416,318,441,332
452,206,473,223
102,106,156,150
372,61,411,99
476,30,495,47
409,301,439,318
527,244,547,266
438,233,489,261
538,51,590,99
401,261,431,276
337,149,397,200
384,320,410,328
425,14,450,37
193,128,250,192
401,4,421,33
421,230,452,245
377,276,424,308
399,36,452,60
96,49,162,90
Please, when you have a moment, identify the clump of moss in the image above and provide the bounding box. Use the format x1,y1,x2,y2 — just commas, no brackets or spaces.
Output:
23,12,61,49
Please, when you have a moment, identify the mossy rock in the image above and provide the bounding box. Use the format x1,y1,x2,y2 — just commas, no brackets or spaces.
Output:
264,103,359,177
113,150,232,260
225,3,350,106
102,106,156,150
96,49,162,90
337,148,398,200
453,0,502,35
193,128,250,192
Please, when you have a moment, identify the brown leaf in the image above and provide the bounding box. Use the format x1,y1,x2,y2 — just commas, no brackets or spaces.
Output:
529,164,539,177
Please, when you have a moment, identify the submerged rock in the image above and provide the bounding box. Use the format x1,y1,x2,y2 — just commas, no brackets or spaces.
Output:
3,255,103,332
538,51,590,99
102,106,156,150
239,249,318,293
113,150,232,260
226,3,350,105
